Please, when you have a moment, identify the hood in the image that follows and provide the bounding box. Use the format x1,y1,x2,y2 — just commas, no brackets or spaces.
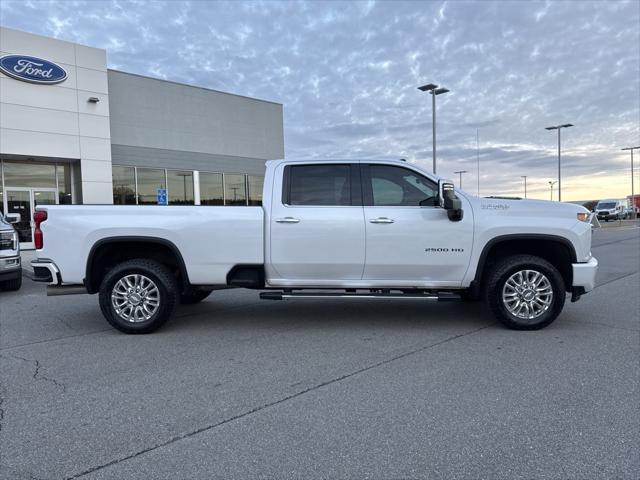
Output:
465,195,588,218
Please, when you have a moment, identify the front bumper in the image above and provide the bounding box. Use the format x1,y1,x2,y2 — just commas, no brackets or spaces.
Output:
572,256,598,293
0,255,21,281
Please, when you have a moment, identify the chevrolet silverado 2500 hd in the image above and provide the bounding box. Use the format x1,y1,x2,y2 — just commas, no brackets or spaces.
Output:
31,159,598,333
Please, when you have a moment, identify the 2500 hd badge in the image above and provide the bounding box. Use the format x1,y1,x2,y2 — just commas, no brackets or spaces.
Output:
425,247,465,253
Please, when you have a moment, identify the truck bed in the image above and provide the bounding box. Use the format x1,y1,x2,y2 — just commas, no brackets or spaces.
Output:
37,205,264,285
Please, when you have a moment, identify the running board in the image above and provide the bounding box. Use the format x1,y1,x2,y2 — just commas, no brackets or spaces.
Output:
259,290,461,301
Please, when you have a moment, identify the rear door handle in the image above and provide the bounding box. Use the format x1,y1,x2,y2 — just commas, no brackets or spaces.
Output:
369,217,394,224
275,217,300,223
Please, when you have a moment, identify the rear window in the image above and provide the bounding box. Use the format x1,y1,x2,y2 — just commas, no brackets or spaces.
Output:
286,165,352,206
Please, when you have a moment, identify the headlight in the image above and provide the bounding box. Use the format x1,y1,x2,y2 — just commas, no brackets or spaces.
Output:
0,231,17,251
577,212,590,222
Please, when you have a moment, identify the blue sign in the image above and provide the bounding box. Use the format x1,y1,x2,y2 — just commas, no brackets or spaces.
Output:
0,54,67,85
156,188,167,206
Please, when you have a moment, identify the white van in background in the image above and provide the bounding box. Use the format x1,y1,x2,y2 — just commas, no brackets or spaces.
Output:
595,199,625,222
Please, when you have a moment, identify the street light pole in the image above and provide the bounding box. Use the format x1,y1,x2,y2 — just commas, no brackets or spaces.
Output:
549,180,557,201
622,146,640,220
521,175,528,198
545,124,573,202
454,170,468,189
418,83,450,175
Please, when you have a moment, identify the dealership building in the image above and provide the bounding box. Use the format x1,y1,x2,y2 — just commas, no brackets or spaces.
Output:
0,26,284,248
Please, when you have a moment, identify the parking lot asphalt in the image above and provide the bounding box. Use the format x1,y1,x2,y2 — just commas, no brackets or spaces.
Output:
1,227,638,479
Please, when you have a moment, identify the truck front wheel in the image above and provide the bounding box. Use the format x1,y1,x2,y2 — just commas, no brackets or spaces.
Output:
485,254,565,330
98,259,179,334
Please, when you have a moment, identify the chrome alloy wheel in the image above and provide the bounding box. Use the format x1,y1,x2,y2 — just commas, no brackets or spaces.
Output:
502,269,553,320
111,274,160,323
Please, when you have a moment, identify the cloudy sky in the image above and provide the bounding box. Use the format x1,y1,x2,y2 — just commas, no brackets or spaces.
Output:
1,0,638,200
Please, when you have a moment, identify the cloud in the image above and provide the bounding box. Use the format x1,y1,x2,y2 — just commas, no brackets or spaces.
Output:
0,0,638,200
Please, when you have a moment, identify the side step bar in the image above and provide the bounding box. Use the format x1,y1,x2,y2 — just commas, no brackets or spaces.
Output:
260,290,461,301
46,285,88,296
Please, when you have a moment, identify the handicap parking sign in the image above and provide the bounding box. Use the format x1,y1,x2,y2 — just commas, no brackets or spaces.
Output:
157,188,167,205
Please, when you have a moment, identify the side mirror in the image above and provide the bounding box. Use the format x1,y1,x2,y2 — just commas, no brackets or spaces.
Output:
438,180,464,222
5,213,21,224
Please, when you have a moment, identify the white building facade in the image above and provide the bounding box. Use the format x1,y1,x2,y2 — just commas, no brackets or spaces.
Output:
0,27,284,248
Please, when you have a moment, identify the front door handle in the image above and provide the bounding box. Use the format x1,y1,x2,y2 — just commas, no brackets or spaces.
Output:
275,217,300,223
369,217,394,224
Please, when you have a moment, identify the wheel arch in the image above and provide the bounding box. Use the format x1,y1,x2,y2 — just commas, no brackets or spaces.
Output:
469,234,577,298
85,236,190,294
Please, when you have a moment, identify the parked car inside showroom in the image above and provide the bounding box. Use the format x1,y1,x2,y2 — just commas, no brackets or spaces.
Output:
0,212,22,291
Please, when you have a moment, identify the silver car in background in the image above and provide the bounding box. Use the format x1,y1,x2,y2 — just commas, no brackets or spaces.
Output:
0,212,22,291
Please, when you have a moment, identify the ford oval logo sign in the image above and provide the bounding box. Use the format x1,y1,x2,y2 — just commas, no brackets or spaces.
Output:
0,54,67,85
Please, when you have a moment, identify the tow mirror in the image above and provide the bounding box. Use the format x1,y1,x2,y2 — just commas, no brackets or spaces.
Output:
438,180,464,222
5,213,21,224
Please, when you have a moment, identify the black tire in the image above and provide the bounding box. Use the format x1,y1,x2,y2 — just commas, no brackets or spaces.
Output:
1,275,22,291
485,254,565,330
179,288,213,304
98,259,179,334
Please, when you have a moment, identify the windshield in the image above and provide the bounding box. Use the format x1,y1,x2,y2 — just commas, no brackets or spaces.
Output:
597,202,616,209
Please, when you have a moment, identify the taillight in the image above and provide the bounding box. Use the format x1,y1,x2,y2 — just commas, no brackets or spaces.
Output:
34,210,48,250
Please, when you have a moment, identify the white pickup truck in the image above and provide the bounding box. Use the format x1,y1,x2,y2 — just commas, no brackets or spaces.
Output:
31,159,598,333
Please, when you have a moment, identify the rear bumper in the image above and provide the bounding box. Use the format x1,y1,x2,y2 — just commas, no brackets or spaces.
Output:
572,257,598,293
30,259,61,285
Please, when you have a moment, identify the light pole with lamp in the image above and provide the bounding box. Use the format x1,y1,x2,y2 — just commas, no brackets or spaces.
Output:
545,123,573,202
454,170,468,189
621,146,639,220
418,83,450,175
521,175,528,198
549,180,557,201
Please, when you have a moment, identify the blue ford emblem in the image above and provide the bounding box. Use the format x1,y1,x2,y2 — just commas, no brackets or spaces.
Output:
0,54,67,84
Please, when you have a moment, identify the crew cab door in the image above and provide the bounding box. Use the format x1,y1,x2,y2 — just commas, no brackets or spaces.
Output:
361,164,473,286
267,163,365,285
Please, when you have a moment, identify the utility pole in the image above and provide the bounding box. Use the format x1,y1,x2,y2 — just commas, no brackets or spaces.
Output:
454,170,468,189
545,124,573,202
476,128,480,196
521,175,528,199
418,83,450,175
622,146,639,220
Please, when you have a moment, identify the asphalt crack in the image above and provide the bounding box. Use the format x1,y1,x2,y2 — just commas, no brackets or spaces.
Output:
66,322,493,479
3,354,67,393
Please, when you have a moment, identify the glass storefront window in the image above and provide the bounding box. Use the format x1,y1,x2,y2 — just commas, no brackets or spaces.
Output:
3,162,56,188
199,172,224,205
167,170,194,205
224,174,247,206
137,168,166,205
57,164,73,205
112,166,137,205
247,176,264,206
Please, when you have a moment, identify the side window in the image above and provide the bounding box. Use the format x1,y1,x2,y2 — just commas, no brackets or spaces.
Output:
368,165,437,206
287,165,351,206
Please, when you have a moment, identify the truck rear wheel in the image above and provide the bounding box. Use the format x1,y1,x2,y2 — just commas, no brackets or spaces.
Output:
485,254,565,330
98,259,179,334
